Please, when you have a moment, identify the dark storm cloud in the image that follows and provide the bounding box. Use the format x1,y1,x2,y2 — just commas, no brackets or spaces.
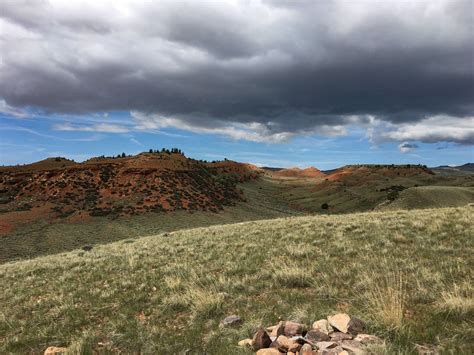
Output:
0,0,472,142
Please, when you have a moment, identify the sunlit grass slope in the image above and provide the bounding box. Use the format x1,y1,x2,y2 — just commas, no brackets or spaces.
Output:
377,186,474,210
0,206,473,353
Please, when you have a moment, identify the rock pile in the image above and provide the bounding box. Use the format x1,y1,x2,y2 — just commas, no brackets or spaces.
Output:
237,313,383,354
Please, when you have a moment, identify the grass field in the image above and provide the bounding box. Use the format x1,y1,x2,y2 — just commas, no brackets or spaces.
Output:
1,206,472,353
377,186,474,210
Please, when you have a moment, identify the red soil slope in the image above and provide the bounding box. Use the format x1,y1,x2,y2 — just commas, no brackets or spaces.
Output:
0,153,261,235
274,166,325,178
326,165,434,186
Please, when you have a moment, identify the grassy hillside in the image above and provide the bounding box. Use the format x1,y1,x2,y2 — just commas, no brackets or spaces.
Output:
1,206,472,353
0,177,302,263
377,186,474,210
2,174,473,263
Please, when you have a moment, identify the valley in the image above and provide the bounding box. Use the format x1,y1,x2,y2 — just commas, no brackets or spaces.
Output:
0,155,472,263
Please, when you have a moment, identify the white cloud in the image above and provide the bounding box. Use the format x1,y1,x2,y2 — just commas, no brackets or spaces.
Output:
54,122,129,133
382,115,474,144
0,100,29,118
131,111,348,143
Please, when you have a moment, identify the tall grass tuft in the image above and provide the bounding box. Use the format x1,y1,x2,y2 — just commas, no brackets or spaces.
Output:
361,262,406,330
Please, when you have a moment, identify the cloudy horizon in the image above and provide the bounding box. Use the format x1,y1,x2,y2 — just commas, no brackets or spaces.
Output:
0,0,472,167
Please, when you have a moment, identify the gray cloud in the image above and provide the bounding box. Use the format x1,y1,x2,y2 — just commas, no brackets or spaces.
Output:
398,142,419,153
0,0,473,143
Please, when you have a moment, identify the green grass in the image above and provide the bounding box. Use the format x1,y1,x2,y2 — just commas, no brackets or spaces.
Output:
1,206,472,353
377,186,474,210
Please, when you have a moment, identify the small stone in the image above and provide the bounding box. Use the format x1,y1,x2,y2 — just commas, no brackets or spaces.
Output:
306,329,330,343
270,321,286,337
220,314,242,328
318,346,345,354
341,340,365,354
353,334,383,345
316,341,337,350
44,347,67,355
347,317,365,335
288,341,302,352
238,338,254,347
312,319,334,334
328,313,351,333
300,343,314,355
339,352,350,355
329,332,353,341
415,344,439,355
253,328,272,351
256,349,282,355
275,335,291,351
284,321,305,336
267,324,278,332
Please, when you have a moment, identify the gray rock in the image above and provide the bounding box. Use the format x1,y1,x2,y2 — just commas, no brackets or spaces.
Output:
347,317,365,335
306,329,330,342
220,314,242,328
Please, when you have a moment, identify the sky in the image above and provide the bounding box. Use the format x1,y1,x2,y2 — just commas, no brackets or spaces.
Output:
0,0,473,169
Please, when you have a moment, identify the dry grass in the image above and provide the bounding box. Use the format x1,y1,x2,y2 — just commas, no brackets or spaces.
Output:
360,266,406,330
437,282,474,315
0,206,472,353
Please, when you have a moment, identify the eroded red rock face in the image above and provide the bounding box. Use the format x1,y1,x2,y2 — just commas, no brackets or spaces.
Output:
274,167,325,179
0,153,261,235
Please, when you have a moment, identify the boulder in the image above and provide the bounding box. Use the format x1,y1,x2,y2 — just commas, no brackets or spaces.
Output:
329,332,353,341
220,314,242,328
347,317,365,335
284,321,305,336
237,338,254,347
306,329,330,342
312,319,333,334
44,347,67,355
253,328,272,351
328,313,351,333
256,349,282,355
353,334,383,345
